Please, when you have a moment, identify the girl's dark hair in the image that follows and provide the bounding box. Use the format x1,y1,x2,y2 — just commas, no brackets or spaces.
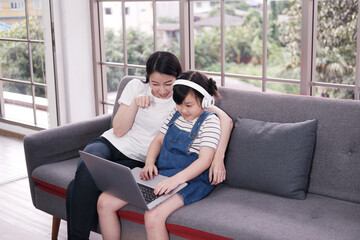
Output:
173,71,220,105
145,51,182,83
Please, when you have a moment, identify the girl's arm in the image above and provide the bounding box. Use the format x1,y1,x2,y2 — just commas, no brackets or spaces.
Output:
154,147,215,195
206,106,233,185
140,132,165,180
112,95,151,137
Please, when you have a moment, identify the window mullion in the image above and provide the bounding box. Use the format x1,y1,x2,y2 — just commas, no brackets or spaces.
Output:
220,0,225,86
122,1,128,75
25,0,38,125
262,0,267,92
179,0,191,70
153,0,157,51
300,0,314,95
99,2,108,114
0,74,4,118
354,0,360,100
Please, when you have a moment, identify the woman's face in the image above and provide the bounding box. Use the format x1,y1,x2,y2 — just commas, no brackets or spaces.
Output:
149,71,176,99
176,90,204,121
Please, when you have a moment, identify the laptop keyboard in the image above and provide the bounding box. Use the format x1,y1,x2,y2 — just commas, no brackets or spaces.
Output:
138,183,160,204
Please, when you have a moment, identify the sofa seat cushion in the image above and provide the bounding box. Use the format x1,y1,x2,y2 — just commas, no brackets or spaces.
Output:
118,204,232,240
119,185,360,239
32,158,78,198
165,185,360,240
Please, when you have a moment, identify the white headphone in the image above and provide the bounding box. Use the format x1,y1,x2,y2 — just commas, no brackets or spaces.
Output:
172,79,215,108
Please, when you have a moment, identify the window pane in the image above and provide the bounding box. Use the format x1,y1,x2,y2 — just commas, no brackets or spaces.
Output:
156,1,180,58
314,86,354,99
105,66,145,114
225,77,262,91
224,0,263,76
3,82,34,125
105,66,145,105
315,0,357,98
193,1,221,71
106,65,125,104
0,1,26,39
106,104,114,114
268,0,301,80
28,0,44,40
128,67,146,78
125,1,154,65
0,41,30,81
103,2,123,63
267,81,300,95
32,43,46,84
35,85,49,127
210,74,263,91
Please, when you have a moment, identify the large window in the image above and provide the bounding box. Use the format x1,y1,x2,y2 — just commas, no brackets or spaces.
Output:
0,0,56,129
91,0,360,115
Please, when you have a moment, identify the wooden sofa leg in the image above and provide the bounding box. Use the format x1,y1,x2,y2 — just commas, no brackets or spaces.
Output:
52,216,61,240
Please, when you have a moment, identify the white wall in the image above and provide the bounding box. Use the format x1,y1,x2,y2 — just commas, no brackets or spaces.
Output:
55,0,95,125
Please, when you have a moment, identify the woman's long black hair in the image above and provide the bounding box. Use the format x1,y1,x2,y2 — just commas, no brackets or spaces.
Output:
145,51,182,83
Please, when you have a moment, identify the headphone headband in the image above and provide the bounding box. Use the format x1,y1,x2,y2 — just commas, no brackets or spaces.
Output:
172,79,215,108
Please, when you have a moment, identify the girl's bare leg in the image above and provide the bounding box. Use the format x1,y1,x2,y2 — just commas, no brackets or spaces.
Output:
144,194,184,240
97,192,128,240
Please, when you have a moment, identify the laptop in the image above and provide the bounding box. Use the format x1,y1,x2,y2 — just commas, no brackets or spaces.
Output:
80,151,187,210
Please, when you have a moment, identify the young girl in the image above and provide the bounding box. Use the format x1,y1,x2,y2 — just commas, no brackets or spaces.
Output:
98,71,221,240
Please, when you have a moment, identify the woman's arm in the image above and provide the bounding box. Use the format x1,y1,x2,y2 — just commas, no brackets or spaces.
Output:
154,147,215,195
207,106,233,185
112,95,151,137
140,132,165,180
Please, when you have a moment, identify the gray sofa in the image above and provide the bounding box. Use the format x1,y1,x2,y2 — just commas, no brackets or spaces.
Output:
24,76,360,239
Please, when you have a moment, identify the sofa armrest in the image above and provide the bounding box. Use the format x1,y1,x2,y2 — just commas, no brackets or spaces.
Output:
24,114,111,204
24,114,111,178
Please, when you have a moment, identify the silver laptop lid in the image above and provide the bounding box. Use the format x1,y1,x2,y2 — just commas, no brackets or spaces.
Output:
80,151,149,209
80,151,187,210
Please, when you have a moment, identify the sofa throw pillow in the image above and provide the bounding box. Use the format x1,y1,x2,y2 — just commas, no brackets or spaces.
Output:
225,117,317,200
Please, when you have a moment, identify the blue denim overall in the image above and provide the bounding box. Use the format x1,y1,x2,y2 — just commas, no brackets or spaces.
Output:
157,110,216,205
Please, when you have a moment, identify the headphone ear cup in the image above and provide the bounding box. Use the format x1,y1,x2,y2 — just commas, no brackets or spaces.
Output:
202,96,215,108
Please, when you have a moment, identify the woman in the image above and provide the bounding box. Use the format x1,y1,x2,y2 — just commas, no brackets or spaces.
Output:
66,51,232,239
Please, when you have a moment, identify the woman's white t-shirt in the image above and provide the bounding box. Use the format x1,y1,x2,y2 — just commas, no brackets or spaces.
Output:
102,78,175,162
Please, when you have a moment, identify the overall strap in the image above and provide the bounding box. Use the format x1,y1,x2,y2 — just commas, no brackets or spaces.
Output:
189,110,214,140
167,110,181,126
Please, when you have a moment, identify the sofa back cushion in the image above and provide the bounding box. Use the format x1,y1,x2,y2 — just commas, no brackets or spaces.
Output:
217,88,360,203
225,117,317,199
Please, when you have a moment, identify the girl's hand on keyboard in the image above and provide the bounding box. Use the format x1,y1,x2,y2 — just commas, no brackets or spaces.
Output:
140,164,158,180
154,176,181,195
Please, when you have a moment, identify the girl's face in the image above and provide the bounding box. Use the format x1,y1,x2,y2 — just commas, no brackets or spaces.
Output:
176,90,204,121
149,71,176,99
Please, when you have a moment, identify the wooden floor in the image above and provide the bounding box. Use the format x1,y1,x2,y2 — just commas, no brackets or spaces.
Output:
0,134,101,239
0,134,27,184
